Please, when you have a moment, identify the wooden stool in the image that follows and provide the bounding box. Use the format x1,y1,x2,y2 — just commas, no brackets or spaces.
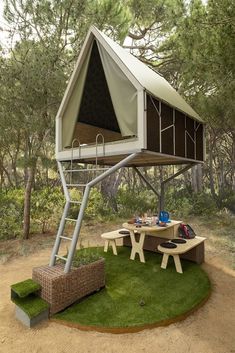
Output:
101,229,130,255
158,236,206,274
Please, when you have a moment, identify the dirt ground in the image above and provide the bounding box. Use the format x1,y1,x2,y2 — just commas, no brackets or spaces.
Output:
0,225,235,353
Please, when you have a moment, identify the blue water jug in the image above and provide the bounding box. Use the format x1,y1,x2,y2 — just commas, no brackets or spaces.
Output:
159,211,169,223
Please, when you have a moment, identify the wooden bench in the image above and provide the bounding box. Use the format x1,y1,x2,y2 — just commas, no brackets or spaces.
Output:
101,229,130,255
157,236,206,274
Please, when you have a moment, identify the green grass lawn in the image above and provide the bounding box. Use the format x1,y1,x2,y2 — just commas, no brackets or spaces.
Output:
54,247,211,328
11,279,41,298
12,294,49,318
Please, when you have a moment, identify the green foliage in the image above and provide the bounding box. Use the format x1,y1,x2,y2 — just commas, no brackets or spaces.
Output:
165,188,219,218
12,294,49,318
72,248,102,268
117,188,156,217
86,188,114,220
190,193,218,217
11,279,41,298
217,188,235,213
31,187,64,233
165,189,192,218
0,189,24,240
0,187,64,240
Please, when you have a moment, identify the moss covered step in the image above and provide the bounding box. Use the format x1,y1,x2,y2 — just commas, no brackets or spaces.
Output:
11,279,49,328
11,279,41,298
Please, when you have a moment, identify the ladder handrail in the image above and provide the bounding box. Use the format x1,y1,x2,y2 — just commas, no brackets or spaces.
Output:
70,138,81,183
95,133,105,168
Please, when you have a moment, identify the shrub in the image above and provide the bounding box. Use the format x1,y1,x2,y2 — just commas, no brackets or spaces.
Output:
116,188,156,217
31,187,64,233
0,189,24,240
219,189,235,214
165,189,192,218
190,193,218,217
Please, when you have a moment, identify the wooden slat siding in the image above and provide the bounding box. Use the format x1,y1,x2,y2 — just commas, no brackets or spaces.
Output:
147,95,160,152
196,123,204,161
161,102,174,156
175,110,186,157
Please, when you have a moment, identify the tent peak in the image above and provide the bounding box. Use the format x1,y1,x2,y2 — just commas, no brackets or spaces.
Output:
88,25,203,123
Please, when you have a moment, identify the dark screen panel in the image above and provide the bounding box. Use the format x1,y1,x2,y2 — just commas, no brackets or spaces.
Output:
196,123,204,161
161,102,173,129
147,95,160,152
175,110,185,157
186,116,195,159
162,128,174,155
77,40,120,133
161,102,173,155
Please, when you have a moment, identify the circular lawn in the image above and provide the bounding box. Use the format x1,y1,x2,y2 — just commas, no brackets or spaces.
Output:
53,247,211,332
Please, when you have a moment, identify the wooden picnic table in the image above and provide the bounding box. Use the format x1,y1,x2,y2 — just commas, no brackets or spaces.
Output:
122,221,181,263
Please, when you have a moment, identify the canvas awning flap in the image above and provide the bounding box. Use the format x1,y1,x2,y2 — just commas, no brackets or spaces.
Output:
62,46,92,148
96,41,138,137
95,28,203,123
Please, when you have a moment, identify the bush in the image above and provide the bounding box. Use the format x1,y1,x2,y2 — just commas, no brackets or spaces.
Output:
31,187,64,233
0,189,24,240
190,193,218,217
0,187,64,240
219,189,235,214
116,188,156,217
86,188,114,220
165,189,192,218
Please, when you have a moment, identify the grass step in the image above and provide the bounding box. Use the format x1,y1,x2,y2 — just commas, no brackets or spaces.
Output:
11,279,41,298
12,294,49,319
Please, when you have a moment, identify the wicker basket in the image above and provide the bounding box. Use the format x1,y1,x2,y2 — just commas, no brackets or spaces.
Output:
32,259,105,315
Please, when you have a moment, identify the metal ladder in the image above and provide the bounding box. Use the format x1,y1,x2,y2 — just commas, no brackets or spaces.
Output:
49,136,138,273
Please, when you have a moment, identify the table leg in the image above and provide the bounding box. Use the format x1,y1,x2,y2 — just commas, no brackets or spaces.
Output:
110,239,117,255
173,255,183,273
130,231,145,263
161,253,169,269
104,240,109,252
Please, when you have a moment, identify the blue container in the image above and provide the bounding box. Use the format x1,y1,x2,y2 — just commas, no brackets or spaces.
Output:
159,211,170,223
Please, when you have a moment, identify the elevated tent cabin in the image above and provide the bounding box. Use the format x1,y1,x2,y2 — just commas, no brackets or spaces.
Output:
51,26,205,273
56,26,204,166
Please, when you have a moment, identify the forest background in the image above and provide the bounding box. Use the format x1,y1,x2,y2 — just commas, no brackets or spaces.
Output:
0,0,234,245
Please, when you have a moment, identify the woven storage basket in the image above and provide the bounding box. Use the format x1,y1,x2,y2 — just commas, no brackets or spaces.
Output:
32,259,105,315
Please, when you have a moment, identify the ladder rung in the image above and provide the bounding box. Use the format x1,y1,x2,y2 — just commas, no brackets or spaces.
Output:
66,183,87,187
60,235,72,241
55,255,67,261
65,218,77,222
70,200,82,204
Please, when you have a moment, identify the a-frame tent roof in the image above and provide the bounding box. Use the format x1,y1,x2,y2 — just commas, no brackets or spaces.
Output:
57,25,203,149
94,27,202,123
58,25,203,122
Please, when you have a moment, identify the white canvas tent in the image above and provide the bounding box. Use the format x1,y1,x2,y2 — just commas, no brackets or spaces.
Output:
51,26,205,272
56,25,204,166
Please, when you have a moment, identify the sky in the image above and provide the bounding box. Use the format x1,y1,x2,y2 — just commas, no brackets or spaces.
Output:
0,2,9,47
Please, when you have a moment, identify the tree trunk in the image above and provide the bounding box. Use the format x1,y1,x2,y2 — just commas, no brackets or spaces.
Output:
208,141,217,201
232,131,235,192
23,166,35,239
101,170,123,212
191,164,203,193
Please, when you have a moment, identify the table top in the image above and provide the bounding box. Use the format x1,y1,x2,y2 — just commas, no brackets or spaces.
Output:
123,220,182,233
157,236,206,255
